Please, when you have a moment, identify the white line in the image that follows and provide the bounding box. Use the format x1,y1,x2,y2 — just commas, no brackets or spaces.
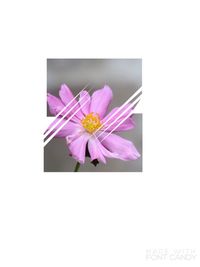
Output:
96,93,142,139
99,100,141,143
44,83,90,138
43,98,90,147
92,87,142,135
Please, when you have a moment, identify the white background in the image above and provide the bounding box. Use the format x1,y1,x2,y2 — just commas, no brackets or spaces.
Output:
0,1,200,266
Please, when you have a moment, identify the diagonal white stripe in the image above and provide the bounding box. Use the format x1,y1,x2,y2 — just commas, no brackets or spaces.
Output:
44,83,90,139
99,99,141,143
96,93,142,139
92,87,142,136
43,98,90,147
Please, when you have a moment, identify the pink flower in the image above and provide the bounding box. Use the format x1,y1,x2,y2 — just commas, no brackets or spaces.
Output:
47,84,140,164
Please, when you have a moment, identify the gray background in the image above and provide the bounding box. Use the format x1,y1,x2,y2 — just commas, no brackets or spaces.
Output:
44,59,142,172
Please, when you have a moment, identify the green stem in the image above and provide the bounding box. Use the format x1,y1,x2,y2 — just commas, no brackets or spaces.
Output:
74,162,81,172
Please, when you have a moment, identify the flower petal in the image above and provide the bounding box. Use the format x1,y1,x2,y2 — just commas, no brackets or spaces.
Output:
102,105,135,132
88,137,119,163
79,90,91,115
47,93,65,116
59,84,84,120
88,137,106,164
45,118,83,138
98,133,140,160
90,85,113,119
59,83,75,105
67,133,89,164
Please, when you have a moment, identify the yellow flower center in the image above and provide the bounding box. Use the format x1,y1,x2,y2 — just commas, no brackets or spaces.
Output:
81,112,102,133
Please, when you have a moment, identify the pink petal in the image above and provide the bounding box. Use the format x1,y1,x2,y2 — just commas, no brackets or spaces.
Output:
90,85,113,119
47,93,65,116
88,137,106,164
45,118,83,138
98,133,140,161
59,84,74,105
102,105,135,132
88,137,119,163
67,133,89,164
79,90,91,115
59,84,84,120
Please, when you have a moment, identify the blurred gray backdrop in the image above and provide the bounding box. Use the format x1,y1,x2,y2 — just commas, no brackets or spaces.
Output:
44,59,142,172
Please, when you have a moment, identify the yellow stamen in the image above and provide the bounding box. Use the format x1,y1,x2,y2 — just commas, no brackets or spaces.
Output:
81,112,102,133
